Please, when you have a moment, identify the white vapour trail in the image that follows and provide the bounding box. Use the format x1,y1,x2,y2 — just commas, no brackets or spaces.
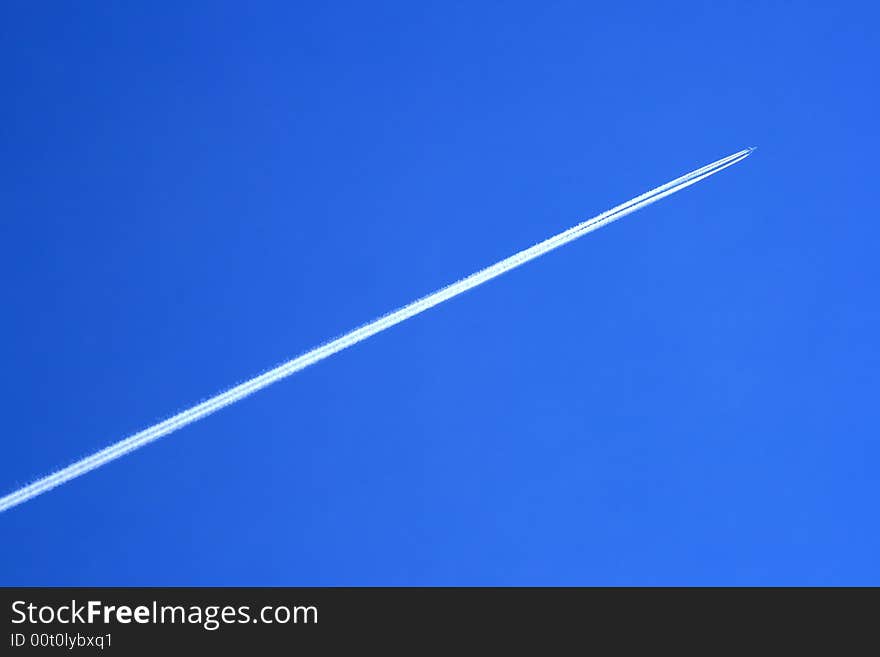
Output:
0,147,754,513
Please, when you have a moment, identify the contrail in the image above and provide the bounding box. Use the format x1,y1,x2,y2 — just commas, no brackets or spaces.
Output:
0,147,754,514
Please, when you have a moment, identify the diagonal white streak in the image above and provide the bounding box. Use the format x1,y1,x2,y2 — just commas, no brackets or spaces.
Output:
0,147,754,514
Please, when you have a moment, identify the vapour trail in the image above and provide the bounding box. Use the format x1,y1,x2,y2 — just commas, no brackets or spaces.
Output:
0,147,754,514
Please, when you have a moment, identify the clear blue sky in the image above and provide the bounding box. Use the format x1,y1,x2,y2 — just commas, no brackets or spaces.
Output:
1,2,877,585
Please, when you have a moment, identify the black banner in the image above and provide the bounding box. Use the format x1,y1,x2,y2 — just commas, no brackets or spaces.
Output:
0,587,865,651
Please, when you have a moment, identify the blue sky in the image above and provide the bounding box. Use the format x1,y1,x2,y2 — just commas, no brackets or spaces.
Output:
1,2,877,585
